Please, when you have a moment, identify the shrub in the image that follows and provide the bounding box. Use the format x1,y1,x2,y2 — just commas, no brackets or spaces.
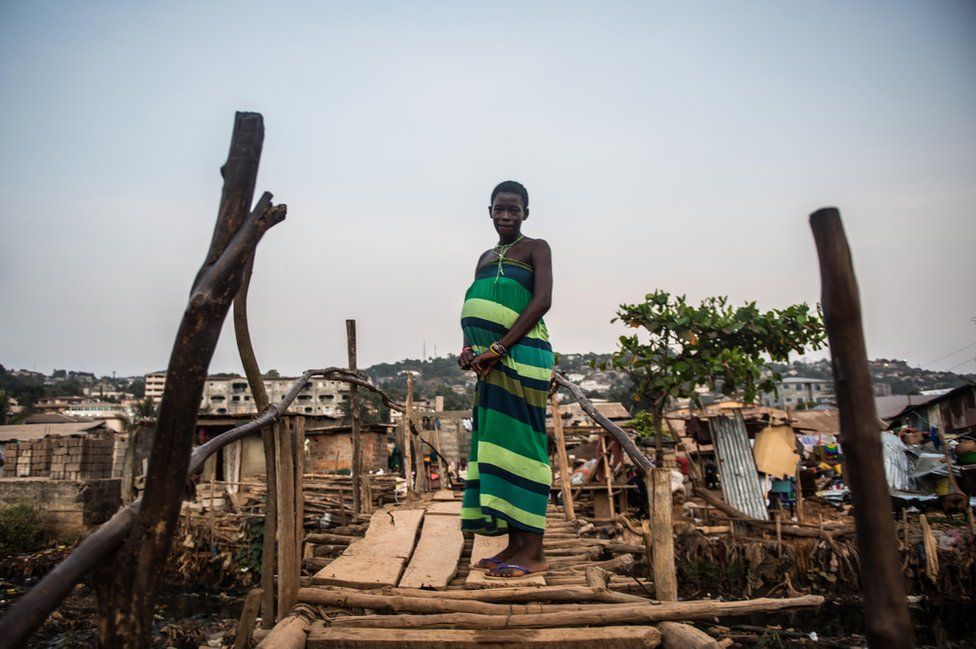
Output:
0,502,48,555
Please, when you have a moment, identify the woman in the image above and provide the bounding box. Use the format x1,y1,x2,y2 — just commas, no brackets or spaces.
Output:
458,180,553,578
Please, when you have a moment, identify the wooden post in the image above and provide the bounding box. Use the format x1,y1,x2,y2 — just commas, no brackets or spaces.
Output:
550,395,576,521
433,423,445,489
404,373,415,500
810,207,914,648
649,468,677,601
416,416,430,494
275,419,299,620
293,417,305,575
232,588,263,649
600,435,616,519
795,465,805,524
346,319,362,513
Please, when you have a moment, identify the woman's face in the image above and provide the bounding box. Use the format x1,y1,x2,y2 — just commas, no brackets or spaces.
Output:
489,191,528,239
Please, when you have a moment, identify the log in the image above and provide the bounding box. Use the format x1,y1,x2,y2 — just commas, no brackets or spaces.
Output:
232,588,264,649
810,208,914,648
329,595,824,629
232,217,276,628
550,395,576,521
378,584,650,605
299,587,637,615
307,625,662,648
255,613,311,649
552,373,653,474
90,113,284,649
657,622,721,649
305,533,356,545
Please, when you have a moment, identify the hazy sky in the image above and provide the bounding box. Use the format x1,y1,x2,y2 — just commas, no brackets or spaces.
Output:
1,2,974,378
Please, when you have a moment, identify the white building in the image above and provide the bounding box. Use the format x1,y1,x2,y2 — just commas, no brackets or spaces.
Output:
761,377,834,409
145,371,167,403
201,375,350,417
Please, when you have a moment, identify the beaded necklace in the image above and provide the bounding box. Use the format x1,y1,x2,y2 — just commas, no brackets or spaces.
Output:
493,235,524,284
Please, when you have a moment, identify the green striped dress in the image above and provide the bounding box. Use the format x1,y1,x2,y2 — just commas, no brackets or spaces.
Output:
460,258,554,536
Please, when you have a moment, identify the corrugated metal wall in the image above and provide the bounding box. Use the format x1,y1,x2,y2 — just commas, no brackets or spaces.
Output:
711,411,769,521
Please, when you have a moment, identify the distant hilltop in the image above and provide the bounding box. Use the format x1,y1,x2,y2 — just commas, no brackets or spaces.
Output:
2,355,972,417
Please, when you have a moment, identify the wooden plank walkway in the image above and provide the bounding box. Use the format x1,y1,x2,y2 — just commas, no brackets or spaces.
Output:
426,500,462,516
398,513,465,589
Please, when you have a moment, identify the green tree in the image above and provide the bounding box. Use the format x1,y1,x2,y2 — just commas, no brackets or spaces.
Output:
605,291,826,458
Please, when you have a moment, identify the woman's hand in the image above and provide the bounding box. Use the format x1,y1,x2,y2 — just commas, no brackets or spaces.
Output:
470,351,501,377
458,346,475,369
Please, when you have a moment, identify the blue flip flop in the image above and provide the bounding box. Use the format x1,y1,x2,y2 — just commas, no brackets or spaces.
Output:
490,562,546,578
475,555,504,571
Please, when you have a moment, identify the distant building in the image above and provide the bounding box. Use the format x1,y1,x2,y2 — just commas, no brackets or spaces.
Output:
761,377,833,409
200,375,349,417
145,371,167,402
34,396,87,413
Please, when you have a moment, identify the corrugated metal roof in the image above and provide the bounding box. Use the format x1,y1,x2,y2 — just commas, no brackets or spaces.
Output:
710,411,769,521
0,421,107,442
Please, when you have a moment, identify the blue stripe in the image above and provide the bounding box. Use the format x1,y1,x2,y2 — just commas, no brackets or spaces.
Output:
474,263,535,291
460,317,553,352
478,461,551,496
495,362,552,393
482,381,547,433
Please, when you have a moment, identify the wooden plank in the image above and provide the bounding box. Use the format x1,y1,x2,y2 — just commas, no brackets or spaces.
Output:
311,507,425,589
433,490,456,501
465,567,546,589
343,508,424,559
307,624,662,648
427,500,462,516
310,555,407,589
399,514,464,589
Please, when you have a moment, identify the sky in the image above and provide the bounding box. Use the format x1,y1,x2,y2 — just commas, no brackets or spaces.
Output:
1,1,974,378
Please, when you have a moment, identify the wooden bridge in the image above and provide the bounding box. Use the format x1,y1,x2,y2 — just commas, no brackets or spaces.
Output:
247,490,822,648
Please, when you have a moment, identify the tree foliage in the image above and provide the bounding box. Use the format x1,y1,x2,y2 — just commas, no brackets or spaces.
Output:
605,291,826,411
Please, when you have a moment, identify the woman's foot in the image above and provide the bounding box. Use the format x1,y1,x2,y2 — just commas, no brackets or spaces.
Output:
487,549,548,578
474,535,521,570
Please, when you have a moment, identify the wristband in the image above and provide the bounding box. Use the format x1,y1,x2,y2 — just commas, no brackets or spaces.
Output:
489,341,508,357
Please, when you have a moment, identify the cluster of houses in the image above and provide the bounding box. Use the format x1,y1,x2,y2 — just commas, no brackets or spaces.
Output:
2,366,974,538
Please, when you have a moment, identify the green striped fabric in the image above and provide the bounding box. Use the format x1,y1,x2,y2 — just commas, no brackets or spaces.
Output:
460,258,553,536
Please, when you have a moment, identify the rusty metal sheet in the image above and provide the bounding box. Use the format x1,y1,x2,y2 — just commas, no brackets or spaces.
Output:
710,411,769,521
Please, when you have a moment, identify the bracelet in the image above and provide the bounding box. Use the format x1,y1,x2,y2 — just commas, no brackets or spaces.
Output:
462,346,473,354
489,341,508,357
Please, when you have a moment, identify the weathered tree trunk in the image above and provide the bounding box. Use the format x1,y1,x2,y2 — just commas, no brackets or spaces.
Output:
92,112,285,648
232,256,278,627
809,208,914,648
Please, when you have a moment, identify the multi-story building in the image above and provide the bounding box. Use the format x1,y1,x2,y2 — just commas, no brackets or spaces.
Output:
64,401,129,418
145,371,167,403
761,377,834,409
200,375,350,417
